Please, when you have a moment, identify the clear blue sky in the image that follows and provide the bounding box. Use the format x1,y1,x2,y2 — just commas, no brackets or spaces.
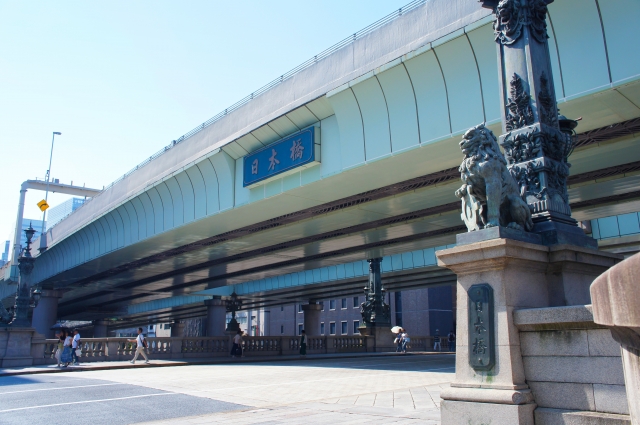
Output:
0,0,412,251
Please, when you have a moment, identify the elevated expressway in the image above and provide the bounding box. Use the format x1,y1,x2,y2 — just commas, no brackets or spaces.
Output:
3,0,640,329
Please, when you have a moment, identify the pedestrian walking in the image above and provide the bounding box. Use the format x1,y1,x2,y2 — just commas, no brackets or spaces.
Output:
448,330,456,352
54,330,64,367
394,327,404,352
128,327,150,364
230,329,243,358
71,329,81,365
401,329,411,353
433,329,441,351
61,330,73,367
300,330,307,357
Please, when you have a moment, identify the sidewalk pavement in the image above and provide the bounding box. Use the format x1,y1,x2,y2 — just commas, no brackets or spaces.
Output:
0,351,452,377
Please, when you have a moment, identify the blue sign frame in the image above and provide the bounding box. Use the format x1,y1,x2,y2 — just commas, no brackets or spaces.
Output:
243,127,316,187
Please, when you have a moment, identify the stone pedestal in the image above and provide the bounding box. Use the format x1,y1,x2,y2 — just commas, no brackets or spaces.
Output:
302,302,322,336
359,325,395,352
31,289,64,338
204,297,226,337
436,238,620,425
0,327,37,367
591,252,640,425
170,321,185,338
92,319,110,338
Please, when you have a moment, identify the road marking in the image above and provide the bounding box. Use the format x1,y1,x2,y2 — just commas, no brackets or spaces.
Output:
0,392,177,413
0,383,125,395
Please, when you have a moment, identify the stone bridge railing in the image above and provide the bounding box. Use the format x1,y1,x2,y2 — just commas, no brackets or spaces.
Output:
32,334,449,365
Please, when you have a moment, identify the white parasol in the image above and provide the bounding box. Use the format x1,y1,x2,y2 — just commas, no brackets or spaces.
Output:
391,326,403,334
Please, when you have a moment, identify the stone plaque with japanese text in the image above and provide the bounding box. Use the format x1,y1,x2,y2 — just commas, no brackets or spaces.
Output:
468,283,495,371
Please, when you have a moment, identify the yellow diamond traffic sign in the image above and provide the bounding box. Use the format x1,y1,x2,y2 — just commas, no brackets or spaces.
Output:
37,199,49,211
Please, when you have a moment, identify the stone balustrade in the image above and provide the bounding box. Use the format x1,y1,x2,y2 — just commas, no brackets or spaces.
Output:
30,334,445,365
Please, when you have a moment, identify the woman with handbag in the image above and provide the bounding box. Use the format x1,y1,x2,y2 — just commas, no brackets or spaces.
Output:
55,330,65,367
60,330,73,367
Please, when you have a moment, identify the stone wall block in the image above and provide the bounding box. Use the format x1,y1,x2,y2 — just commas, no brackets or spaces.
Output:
441,399,536,425
523,356,625,386
534,407,632,425
587,329,622,357
520,330,589,357
529,381,595,411
593,384,629,415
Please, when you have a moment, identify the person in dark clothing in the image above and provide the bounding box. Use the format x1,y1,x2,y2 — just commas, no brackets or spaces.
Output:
300,330,307,357
448,330,456,352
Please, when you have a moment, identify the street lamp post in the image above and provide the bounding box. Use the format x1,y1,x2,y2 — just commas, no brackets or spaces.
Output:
10,224,41,327
39,131,61,253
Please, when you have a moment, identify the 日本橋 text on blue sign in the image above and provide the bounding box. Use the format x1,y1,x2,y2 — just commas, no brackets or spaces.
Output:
243,127,318,187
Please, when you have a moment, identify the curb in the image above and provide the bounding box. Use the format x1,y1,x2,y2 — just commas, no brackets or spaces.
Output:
0,351,454,377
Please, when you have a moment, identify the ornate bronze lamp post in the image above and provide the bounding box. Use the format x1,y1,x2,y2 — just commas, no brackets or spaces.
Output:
359,258,391,334
479,0,592,247
10,224,41,327
225,292,242,333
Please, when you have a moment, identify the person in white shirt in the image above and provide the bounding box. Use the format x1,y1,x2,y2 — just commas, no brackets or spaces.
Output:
128,327,150,364
71,329,81,365
230,329,243,358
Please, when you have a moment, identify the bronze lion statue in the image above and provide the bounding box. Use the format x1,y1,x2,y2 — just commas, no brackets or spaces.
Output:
455,124,533,232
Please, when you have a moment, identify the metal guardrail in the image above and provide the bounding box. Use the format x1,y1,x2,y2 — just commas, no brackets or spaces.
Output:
45,0,427,233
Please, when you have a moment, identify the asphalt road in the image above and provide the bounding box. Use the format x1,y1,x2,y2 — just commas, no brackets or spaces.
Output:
0,374,246,425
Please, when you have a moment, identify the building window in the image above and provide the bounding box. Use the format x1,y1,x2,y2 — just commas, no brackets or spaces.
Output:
330,322,336,335
341,321,348,335
341,298,347,309
164,324,171,330
321,302,325,311
329,300,336,310
353,321,360,334
320,322,325,335
298,304,303,313
298,324,303,335
281,325,284,335
281,306,284,312
353,296,359,308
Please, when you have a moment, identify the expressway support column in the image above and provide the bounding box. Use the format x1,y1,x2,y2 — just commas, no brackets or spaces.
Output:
302,302,322,336
92,319,110,338
171,321,185,338
204,297,227,337
31,289,64,338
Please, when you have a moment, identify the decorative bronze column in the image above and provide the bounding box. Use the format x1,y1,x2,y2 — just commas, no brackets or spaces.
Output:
479,0,592,246
359,258,391,329
225,292,242,332
11,224,40,327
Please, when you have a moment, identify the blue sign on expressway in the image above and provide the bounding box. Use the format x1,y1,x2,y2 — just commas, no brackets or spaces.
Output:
243,127,316,187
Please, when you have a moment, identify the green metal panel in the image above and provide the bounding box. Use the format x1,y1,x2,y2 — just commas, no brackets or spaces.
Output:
434,35,484,134
116,205,133,247
326,89,365,169
286,106,318,129
403,51,451,143
376,65,420,153
156,182,175,231
165,177,184,227
233,157,250,207
466,24,500,123
265,179,282,198
175,171,195,224
548,0,610,97
210,151,236,211
197,158,220,215
130,196,148,241
146,188,165,234
319,115,341,178
598,0,640,83
352,77,392,161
